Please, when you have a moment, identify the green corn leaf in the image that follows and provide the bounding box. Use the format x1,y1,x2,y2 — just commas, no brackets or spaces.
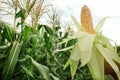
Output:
0,43,11,49
0,54,5,59
64,59,70,70
2,41,22,80
96,44,120,80
71,15,83,31
21,65,34,78
44,25,53,35
23,25,31,43
50,73,59,80
21,25,31,52
31,57,50,80
2,25,13,42
19,55,50,79
95,17,108,32
15,8,26,20
37,24,53,35
0,20,13,42
55,45,74,53
87,47,104,80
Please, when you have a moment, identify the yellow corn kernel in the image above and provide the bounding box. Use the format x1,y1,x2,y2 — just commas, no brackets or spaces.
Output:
81,5,95,34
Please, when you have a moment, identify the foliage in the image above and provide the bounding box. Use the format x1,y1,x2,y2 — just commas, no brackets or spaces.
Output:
0,19,92,80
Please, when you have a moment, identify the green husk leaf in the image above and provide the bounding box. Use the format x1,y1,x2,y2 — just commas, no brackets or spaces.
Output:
78,34,95,67
78,34,95,51
95,17,108,32
70,43,80,79
67,34,95,79
98,35,114,51
58,31,88,45
70,59,79,79
71,15,83,31
2,41,22,80
101,46,120,64
96,44,120,80
87,47,104,80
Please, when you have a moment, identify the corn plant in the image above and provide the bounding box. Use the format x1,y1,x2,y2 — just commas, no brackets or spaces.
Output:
0,0,78,80
0,0,52,80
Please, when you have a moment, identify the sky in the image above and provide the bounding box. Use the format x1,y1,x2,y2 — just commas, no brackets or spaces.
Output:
46,0,120,45
0,0,120,45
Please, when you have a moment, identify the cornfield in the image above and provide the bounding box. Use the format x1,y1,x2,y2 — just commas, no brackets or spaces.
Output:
0,0,120,80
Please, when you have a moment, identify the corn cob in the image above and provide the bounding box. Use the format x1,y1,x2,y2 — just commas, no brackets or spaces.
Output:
81,5,95,34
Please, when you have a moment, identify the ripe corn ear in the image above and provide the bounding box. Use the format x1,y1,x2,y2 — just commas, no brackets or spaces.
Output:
81,5,95,34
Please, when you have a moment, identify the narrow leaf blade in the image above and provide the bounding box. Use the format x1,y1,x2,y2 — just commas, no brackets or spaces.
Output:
95,17,108,32
71,15,83,31
31,58,50,80
87,47,104,80
21,65,34,78
96,44,120,80
21,25,31,52
2,41,22,80
70,44,80,79
78,34,95,67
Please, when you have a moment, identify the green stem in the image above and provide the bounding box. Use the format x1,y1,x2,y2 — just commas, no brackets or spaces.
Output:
17,19,25,42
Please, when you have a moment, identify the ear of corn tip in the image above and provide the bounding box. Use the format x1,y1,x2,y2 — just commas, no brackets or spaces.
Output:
81,5,95,34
